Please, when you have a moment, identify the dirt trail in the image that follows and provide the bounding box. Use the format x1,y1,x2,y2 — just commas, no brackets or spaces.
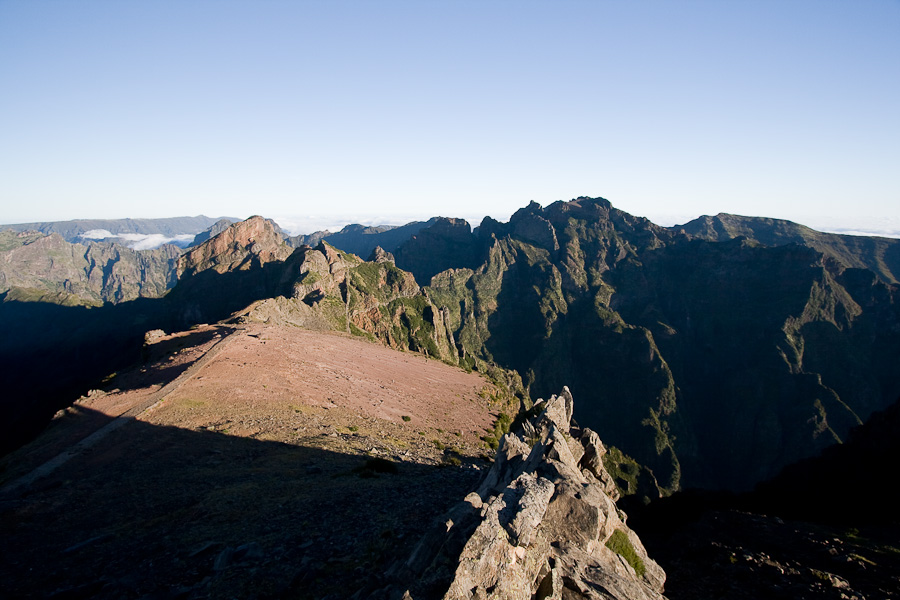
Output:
0,325,241,497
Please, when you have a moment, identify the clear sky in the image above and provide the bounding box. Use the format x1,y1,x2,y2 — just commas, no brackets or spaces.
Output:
1,1,898,236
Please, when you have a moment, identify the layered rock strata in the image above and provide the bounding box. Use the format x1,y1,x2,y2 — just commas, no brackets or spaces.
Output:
387,388,665,600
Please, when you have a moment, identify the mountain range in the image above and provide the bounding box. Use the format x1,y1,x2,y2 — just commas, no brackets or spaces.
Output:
3,197,900,599
2,198,899,495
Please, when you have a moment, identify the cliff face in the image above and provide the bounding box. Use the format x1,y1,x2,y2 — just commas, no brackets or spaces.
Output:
177,215,292,277
423,197,900,492
388,388,666,600
425,199,684,493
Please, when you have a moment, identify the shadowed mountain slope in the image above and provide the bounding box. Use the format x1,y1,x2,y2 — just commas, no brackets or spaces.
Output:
422,198,900,492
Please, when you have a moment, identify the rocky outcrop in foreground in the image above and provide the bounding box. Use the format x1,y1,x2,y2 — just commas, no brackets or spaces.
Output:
384,388,666,600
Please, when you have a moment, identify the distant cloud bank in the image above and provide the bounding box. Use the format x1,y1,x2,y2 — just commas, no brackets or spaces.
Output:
793,216,900,240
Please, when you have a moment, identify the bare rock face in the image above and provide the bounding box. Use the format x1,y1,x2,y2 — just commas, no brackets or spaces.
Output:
177,216,292,277
388,387,666,600
369,245,397,264
510,201,560,252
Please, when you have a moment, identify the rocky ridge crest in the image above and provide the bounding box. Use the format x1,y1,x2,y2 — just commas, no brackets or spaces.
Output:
385,387,665,600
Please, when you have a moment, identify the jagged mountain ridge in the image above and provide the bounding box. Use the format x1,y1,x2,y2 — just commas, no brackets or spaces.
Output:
381,198,900,491
173,217,463,365
168,203,900,492
4,200,900,495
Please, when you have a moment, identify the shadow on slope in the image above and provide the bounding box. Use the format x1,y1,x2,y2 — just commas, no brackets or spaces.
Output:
0,407,483,599
0,263,294,456
623,398,900,599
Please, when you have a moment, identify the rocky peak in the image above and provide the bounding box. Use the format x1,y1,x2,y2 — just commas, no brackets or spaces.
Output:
386,387,666,599
286,241,360,305
190,218,235,246
316,239,349,268
510,199,545,220
368,246,396,264
177,216,292,277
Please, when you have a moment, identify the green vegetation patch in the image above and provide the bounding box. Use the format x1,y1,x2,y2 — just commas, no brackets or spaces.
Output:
603,446,642,496
349,322,376,341
606,529,646,578
481,411,513,450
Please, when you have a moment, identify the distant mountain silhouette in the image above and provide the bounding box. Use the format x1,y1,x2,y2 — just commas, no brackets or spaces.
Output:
1,215,235,243
288,218,437,258
675,212,900,284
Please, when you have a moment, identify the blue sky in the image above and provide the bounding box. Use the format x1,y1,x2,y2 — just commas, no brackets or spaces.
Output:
1,1,898,236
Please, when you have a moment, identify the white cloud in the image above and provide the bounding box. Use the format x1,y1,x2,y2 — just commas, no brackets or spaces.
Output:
79,231,196,250
80,229,116,239
793,216,900,240
115,233,196,250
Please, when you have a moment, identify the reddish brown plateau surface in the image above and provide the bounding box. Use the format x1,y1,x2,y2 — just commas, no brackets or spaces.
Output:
0,325,510,599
